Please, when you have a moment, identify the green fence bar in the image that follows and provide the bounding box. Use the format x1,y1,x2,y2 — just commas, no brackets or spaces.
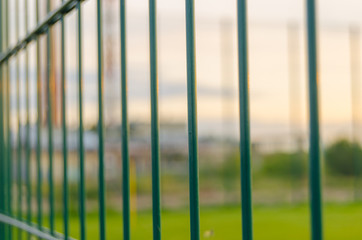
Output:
0,0,80,65
120,0,130,239
237,0,253,240
149,0,162,239
16,62,22,240
0,0,5,238
60,0,69,237
306,0,323,240
0,1,82,238
6,60,13,239
4,0,12,238
5,0,12,238
24,0,32,239
0,214,60,240
77,2,86,240
97,0,106,239
15,2,23,239
185,0,200,240
46,0,55,235
35,0,43,233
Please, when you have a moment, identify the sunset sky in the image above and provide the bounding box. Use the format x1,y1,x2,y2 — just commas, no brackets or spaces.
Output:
6,0,362,142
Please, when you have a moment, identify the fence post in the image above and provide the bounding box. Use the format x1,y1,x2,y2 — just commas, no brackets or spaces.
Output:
60,0,69,238
97,0,106,239
120,0,131,239
149,0,162,240
46,0,55,234
35,0,43,233
5,0,12,238
185,0,200,239
24,0,32,239
0,0,5,237
306,0,323,240
237,0,253,239
77,2,87,240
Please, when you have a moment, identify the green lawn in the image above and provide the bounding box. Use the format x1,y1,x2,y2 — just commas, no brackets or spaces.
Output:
55,203,362,240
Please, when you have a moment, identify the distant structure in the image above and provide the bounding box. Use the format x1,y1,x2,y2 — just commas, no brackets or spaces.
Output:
288,22,303,151
104,0,118,126
47,0,60,127
220,18,235,143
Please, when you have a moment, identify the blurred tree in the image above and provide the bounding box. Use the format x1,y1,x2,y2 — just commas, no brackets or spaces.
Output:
325,139,362,177
261,152,307,180
220,151,240,202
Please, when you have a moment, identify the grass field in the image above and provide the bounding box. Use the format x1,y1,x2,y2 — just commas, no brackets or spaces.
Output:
52,203,362,240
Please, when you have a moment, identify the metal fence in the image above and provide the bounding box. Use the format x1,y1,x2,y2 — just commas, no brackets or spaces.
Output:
0,0,322,240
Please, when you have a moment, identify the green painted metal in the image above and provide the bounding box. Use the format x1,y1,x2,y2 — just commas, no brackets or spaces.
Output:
0,214,59,240
0,0,80,65
77,2,86,240
4,1,12,239
306,0,323,240
46,0,55,235
237,0,253,240
120,0,130,239
149,0,162,239
5,1,12,238
6,57,13,239
35,0,43,233
24,1,32,239
185,0,200,240
0,0,5,239
15,2,23,239
97,0,106,239
0,0,84,238
16,62,22,240
15,1,24,239
60,0,69,238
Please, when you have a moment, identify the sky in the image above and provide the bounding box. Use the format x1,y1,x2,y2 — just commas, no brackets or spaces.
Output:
5,0,362,142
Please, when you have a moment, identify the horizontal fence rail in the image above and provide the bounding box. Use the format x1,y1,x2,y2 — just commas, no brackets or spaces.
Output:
0,0,324,240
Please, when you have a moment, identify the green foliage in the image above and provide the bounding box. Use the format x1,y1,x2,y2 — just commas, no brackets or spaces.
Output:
261,151,307,180
221,151,240,180
325,139,362,176
220,151,240,191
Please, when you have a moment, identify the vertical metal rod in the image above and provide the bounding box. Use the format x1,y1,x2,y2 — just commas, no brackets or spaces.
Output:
6,61,12,239
15,0,23,238
16,60,22,240
185,0,200,239
97,0,106,239
2,2,10,238
35,0,43,233
149,0,161,239
0,0,5,237
77,2,86,240
60,0,69,238
120,0,130,239
5,0,13,237
237,0,253,239
24,0,32,238
46,0,55,235
306,0,323,240
349,26,360,201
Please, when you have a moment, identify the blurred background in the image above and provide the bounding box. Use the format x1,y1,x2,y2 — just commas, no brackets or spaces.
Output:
6,0,362,239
